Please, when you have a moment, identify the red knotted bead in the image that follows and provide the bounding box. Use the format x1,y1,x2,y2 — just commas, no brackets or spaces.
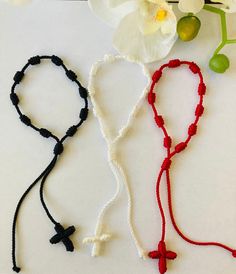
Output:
188,124,197,136
189,62,200,74
155,115,164,127
195,104,204,116
161,158,172,170
148,92,156,104
168,59,181,68
152,70,162,83
175,142,187,153
198,83,206,95
163,136,172,148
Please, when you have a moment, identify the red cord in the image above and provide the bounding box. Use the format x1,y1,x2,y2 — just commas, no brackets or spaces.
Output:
147,59,236,274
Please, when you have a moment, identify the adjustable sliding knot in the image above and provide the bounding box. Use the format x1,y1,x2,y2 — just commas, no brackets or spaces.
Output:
189,62,200,74
161,158,171,170
20,115,31,126
168,59,181,68
50,223,76,252
152,70,162,83
175,142,187,153
14,71,24,84
10,93,19,106
28,55,41,65
155,115,164,127
54,142,64,155
148,241,177,274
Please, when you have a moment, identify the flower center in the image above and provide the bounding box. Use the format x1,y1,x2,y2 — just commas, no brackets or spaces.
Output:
155,9,167,21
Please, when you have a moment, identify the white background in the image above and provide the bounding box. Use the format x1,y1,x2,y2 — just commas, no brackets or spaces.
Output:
0,1,236,274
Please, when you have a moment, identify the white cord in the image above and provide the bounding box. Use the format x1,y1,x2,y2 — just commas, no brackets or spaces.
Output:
83,54,150,259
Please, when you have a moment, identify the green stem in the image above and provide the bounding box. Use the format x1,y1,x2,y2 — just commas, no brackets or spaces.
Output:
203,4,236,56
227,39,236,44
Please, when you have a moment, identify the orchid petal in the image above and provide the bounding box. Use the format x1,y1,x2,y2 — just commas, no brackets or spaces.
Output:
88,0,137,27
178,0,205,14
113,10,177,63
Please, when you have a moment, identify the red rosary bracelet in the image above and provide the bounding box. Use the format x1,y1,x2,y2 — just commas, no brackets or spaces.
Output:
147,59,236,274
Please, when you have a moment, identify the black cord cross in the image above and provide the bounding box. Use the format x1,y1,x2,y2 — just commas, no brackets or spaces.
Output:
50,223,76,252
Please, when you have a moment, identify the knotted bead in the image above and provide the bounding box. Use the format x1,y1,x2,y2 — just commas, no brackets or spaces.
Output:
163,136,172,148
189,62,200,74
148,92,156,104
155,115,164,127
79,86,88,99
66,70,77,81
188,124,197,136
28,56,41,65
175,142,187,153
198,83,206,95
51,55,63,66
66,125,77,137
10,93,19,106
168,59,181,68
80,108,88,120
152,70,162,83
20,115,31,126
14,71,24,84
195,104,204,116
39,128,52,138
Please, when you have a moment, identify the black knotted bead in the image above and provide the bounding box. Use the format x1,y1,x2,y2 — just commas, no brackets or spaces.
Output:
28,56,41,65
14,71,24,84
20,115,31,126
79,86,88,99
10,93,19,106
39,128,52,138
51,55,63,66
66,126,77,137
66,70,77,81
80,108,88,120
54,142,64,155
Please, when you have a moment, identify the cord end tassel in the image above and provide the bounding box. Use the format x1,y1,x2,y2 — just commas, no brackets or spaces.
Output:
12,266,21,273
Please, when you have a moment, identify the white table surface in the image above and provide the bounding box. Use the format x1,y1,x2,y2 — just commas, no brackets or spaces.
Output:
0,1,236,274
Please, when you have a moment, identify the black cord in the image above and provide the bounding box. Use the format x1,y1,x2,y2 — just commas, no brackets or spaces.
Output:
10,55,89,273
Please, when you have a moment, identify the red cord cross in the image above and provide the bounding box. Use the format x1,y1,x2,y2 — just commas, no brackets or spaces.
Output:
149,241,177,274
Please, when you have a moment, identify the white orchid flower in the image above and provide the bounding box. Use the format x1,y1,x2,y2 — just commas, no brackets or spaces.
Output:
89,0,177,63
178,0,236,14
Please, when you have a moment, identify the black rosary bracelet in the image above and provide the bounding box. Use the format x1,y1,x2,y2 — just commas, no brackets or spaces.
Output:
10,55,89,273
